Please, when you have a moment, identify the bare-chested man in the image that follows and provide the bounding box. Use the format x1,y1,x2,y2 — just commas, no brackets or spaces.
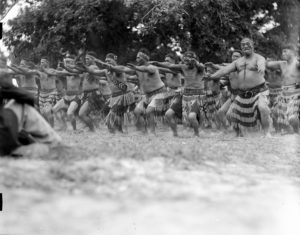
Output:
161,53,182,90
206,50,242,129
115,48,170,133
46,55,82,130
10,59,39,108
203,66,222,128
154,53,183,116
265,58,282,132
152,51,206,136
55,62,67,101
78,51,111,131
16,57,59,127
265,59,283,107
267,44,300,133
209,38,270,136
84,53,137,133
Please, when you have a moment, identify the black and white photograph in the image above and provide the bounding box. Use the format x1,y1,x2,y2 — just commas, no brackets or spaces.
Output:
0,0,300,234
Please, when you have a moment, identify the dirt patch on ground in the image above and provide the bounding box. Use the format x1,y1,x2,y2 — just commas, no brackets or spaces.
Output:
1,126,300,235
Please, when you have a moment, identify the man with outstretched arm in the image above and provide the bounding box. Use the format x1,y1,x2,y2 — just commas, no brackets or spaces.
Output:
205,50,242,130
109,48,171,134
208,38,270,137
84,53,137,133
267,44,300,133
9,59,39,109
12,57,59,127
151,51,206,137
43,55,82,131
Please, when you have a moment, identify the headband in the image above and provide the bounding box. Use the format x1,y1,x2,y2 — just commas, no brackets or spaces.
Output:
138,52,150,61
183,52,197,59
63,58,74,64
282,44,297,52
241,38,254,45
106,54,118,61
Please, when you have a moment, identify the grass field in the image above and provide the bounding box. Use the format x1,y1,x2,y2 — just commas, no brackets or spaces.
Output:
1,125,300,235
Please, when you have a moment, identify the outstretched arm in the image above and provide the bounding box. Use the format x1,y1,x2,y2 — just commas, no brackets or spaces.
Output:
73,62,90,73
209,61,237,81
12,66,41,76
157,67,178,75
60,63,83,74
205,62,224,70
127,63,157,74
112,65,136,75
93,60,126,74
97,63,136,75
84,65,107,76
150,61,183,73
7,65,24,75
41,67,77,77
266,60,284,71
191,59,205,72
0,68,16,76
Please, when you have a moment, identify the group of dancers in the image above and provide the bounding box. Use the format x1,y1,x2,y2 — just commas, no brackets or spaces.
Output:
1,37,300,139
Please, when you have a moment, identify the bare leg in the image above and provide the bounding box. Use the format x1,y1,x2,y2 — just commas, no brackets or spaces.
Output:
188,112,199,136
67,101,79,131
165,109,178,136
46,111,55,128
146,107,156,134
58,110,67,130
289,115,299,133
52,99,67,130
258,95,271,136
79,101,94,131
134,102,147,133
217,99,232,129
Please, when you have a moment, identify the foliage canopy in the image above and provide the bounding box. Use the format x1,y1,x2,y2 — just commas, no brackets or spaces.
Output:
2,0,300,65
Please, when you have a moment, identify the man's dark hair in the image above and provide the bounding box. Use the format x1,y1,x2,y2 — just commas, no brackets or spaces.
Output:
86,51,98,58
241,37,254,45
282,43,297,52
106,53,118,61
22,59,36,69
65,54,76,59
165,52,178,63
40,57,49,62
232,50,242,56
183,51,198,60
138,48,150,57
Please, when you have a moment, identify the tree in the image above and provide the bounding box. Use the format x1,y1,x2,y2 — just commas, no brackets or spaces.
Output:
2,0,299,66
1,0,18,18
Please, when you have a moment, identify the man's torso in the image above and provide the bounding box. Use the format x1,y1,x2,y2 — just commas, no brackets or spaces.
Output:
235,55,265,90
280,60,300,86
182,66,204,89
137,65,164,93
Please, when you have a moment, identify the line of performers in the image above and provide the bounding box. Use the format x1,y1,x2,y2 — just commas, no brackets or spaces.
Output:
1,37,299,138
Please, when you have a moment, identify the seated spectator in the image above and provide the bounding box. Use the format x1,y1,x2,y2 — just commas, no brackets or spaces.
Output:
0,82,61,157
